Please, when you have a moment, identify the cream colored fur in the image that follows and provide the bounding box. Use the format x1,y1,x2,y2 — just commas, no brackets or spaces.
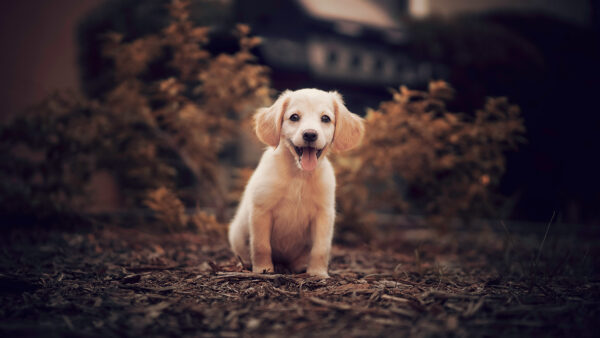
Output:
228,88,364,277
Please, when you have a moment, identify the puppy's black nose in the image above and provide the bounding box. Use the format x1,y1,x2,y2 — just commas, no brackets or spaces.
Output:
303,130,318,142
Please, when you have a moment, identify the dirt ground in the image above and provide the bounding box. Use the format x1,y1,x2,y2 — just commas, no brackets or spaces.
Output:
1,222,598,337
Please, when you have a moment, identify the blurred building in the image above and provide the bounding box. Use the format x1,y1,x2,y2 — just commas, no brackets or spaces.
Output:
234,0,442,111
409,0,593,26
2,0,596,118
240,0,415,85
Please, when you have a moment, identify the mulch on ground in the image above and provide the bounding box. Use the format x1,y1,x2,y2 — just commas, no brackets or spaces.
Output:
1,224,598,337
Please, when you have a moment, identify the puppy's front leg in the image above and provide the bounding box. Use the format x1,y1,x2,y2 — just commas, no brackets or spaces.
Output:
307,211,334,278
250,210,274,273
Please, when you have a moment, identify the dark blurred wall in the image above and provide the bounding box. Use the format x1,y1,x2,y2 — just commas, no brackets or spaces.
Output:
0,0,104,119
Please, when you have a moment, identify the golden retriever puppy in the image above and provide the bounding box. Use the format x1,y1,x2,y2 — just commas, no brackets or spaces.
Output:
228,88,364,277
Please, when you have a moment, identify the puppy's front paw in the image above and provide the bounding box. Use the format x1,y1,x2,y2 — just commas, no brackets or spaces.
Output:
307,268,330,279
252,265,274,274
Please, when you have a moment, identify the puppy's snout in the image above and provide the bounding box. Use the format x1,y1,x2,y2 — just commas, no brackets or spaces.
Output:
302,129,318,142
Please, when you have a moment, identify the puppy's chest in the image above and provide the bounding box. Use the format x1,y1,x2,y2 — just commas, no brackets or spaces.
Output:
271,178,323,232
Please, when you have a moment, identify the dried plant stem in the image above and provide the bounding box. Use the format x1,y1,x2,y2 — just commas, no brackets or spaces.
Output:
535,210,556,266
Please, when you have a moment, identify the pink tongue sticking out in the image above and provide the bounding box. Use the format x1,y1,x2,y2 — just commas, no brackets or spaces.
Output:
300,147,318,171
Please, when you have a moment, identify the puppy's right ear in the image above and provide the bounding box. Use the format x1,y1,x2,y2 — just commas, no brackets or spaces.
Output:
254,90,291,147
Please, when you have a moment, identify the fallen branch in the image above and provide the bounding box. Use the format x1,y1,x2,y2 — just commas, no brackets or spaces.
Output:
119,284,176,293
420,290,484,300
126,265,181,272
213,272,300,284
362,274,423,287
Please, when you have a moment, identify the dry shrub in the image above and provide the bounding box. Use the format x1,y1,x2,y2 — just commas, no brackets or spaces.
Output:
189,209,225,238
99,0,270,212
0,92,105,218
0,0,270,230
0,2,524,237
143,186,225,235
144,187,188,231
335,81,525,233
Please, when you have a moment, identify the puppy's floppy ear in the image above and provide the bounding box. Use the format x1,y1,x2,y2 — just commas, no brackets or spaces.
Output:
254,90,291,147
331,91,365,153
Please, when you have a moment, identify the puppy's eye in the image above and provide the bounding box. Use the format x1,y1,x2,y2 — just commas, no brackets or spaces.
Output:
290,113,300,122
321,115,331,123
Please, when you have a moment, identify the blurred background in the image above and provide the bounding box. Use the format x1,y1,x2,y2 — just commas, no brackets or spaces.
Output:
1,0,599,231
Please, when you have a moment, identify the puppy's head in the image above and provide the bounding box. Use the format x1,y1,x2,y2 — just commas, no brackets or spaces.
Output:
255,88,365,171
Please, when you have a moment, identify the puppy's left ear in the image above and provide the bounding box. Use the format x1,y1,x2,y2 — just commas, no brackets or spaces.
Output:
331,92,365,153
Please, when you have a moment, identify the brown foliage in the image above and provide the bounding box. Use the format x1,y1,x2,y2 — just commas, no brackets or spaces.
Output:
0,0,270,229
99,0,270,211
335,81,525,231
0,2,524,236
144,187,188,231
144,186,224,235
0,92,106,216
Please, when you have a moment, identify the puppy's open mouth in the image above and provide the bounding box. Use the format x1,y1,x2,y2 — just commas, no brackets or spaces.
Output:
293,146,323,171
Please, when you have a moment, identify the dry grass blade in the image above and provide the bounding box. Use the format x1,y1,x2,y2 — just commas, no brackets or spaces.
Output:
270,286,298,296
388,307,418,318
535,210,556,266
463,297,486,318
62,316,74,330
308,297,352,311
381,294,410,303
